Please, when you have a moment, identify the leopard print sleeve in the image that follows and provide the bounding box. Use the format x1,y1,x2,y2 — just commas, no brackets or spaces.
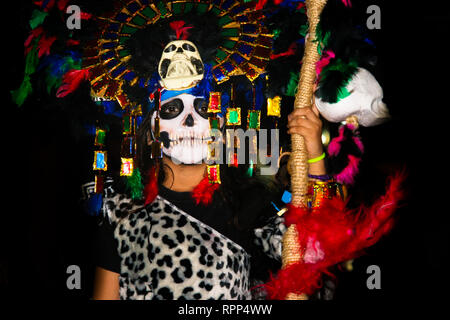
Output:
102,180,145,226
81,177,144,227
253,215,287,262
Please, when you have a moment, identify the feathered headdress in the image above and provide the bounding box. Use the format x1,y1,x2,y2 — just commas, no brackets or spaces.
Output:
13,0,387,210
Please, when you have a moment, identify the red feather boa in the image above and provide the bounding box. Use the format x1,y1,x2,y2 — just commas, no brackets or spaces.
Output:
191,177,220,206
264,173,404,299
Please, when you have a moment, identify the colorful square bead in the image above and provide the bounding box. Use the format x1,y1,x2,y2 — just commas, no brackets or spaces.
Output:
207,165,221,184
226,108,241,126
267,96,282,117
208,92,221,113
93,151,108,171
120,158,134,176
247,110,261,130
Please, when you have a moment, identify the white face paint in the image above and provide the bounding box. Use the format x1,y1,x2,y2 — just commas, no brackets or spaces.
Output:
158,40,204,90
151,93,212,164
315,68,390,127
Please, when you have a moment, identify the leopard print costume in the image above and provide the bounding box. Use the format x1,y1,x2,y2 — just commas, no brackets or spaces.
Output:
94,181,286,300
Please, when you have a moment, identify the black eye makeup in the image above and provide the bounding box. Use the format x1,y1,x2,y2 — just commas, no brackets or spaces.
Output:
160,99,184,119
194,98,208,119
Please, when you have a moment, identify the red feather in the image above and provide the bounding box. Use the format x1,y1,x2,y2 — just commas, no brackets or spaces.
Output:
80,12,93,20
37,35,57,58
169,20,193,40
265,172,405,299
56,68,90,98
33,0,55,11
144,167,158,206
66,39,80,46
191,177,220,206
24,27,44,54
57,0,70,11
316,50,335,78
341,0,352,7
270,42,297,60
255,0,268,10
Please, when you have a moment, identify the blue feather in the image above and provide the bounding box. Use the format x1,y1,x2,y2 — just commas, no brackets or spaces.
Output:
146,73,161,92
84,124,97,136
191,63,214,98
101,100,123,118
86,193,103,216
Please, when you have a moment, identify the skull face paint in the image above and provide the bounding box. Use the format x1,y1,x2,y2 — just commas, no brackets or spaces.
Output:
151,93,212,164
158,40,204,90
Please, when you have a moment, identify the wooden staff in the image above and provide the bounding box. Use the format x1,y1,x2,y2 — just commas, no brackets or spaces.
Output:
282,0,328,300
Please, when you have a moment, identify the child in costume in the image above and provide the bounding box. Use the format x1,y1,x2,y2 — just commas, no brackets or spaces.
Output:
91,57,328,299
12,0,402,300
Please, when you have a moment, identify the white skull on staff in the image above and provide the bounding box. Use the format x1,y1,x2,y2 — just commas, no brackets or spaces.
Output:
315,68,390,127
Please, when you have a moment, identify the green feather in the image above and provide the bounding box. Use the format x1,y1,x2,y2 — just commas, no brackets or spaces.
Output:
317,58,359,103
314,22,331,55
11,40,39,106
285,71,299,97
45,56,81,94
336,85,351,101
45,74,61,94
298,24,309,38
11,75,33,107
24,42,39,75
29,10,48,29
126,167,144,200
273,29,281,40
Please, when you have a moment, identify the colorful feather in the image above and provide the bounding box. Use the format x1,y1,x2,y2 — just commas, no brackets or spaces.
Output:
11,39,40,106
169,20,193,40
11,76,33,107
29,9,48,29
24,27,44,54
285,71,299,96
40,53,81,94
56,68,90,98
328,123,346,156
328,123,364,185
270,42,297,60
316,50,335,78
264,172,405,299
335,154,360,185
37,35,57,58
192,176,220,206
315,58,358,103
86,193,103,216
126,168,144,201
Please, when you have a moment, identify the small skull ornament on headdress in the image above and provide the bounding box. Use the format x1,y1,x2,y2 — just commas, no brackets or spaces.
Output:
315,68,390,127
158,40,205,90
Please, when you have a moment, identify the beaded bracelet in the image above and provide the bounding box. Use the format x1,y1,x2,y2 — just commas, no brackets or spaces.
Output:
308,174,331,181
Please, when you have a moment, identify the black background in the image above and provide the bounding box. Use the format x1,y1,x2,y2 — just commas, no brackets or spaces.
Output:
2,0,449,311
